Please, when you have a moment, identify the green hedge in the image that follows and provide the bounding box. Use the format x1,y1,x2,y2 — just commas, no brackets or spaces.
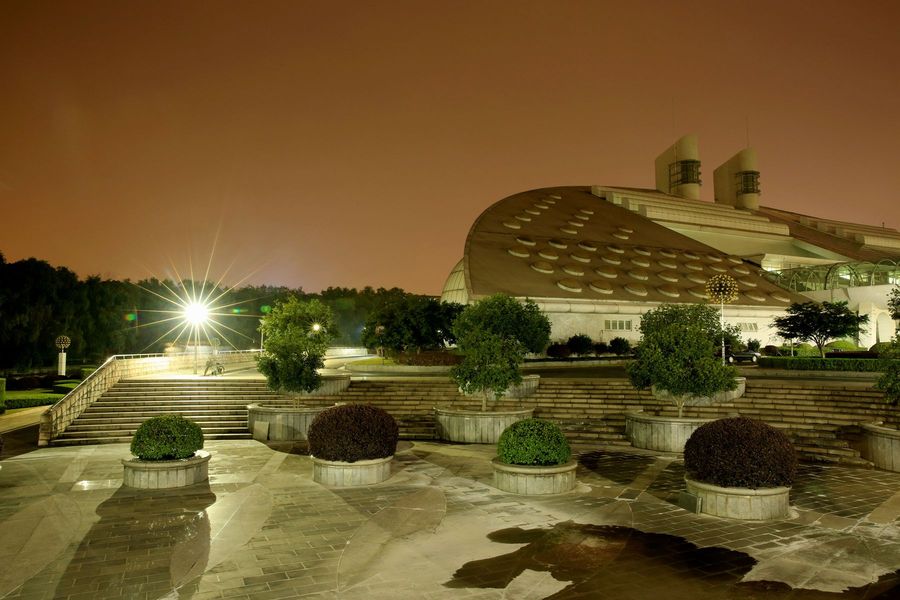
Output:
4,389,64,409
0,378,6,414
51,380,80,394
758,356,897,372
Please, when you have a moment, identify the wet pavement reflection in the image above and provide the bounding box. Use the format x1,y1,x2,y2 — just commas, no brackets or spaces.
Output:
446,522,900,599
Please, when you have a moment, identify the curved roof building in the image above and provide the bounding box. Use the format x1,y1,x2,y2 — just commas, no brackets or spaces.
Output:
442,136,900,346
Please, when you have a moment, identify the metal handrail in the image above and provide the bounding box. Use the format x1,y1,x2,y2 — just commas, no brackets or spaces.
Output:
38,349,261,446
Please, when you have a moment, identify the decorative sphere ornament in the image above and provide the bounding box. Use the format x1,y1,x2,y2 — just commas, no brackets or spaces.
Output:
706,274,739,304
55,335,71,351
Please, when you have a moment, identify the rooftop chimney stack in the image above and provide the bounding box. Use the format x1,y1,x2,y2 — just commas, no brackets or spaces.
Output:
654,134,701,200
714,148,760,210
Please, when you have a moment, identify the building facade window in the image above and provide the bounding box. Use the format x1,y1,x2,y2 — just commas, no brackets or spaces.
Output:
604,319,632,331
738,322,759,332
735,170,761,195
669,160,702,190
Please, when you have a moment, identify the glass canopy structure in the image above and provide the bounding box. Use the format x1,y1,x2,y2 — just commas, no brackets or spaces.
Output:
766,259,900,292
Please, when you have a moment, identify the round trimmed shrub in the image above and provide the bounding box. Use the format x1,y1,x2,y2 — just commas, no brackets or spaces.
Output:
131,415,204,460
308,404,398,462
684,417,797,489
566,334,594,356
497,419,571,466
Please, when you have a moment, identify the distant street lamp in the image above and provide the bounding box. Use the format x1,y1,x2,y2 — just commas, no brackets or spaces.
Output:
55,335,71,376
183,302,210,375
706,274,739,365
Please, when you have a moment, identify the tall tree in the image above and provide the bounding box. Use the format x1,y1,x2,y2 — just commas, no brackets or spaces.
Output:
771,301,869,358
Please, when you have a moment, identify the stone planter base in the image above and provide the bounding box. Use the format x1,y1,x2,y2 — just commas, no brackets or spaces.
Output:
434,407,534,443
685,477,791,520
311,455,393,486
862,423,900,472
248,403,327,441
122,451,210,489
492,459,577,495
625,412,713,453
652,377,746,406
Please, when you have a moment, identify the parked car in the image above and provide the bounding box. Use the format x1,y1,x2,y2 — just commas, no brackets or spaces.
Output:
725,350,761,364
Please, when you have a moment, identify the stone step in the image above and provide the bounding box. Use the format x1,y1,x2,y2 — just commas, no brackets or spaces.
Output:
53,432,252,446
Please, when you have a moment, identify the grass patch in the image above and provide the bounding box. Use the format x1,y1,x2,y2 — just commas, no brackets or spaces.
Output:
5,389,64,409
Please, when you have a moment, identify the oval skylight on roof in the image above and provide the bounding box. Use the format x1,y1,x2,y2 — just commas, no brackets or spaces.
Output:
630,257,650,267
560,227,579,235
607,245,625,254
549,194,562,200
588,280,614,294
658,259,678,270
732,265,750,275
538,249,560,260
601,255,622,265
659,249,678,258
688,287,709,299
524,208,542,216
618,226,634,234
625,283,648,296
771,292,791,303
633,247,651,256
557,279,582,292
613,232,630,240
507,248,529,258
706,254,723,262
687,273,708,284
562,264,584,276
658,285,680,298
685,262,704,271
573,213,590,221
503,221,521,230
658,271,679,282
738,278,757,287
628,270,649,281
515,214,531,222
548,239,568,249
567,220,584,228
594,266,618,279
530,261,554,274
710,264,728,273
727,256,744,264
745,291,766,302
683,251,700,260
579,208,595,215
570,253,591,264
516,236,536,246
534,202,549,210
577,241,598,252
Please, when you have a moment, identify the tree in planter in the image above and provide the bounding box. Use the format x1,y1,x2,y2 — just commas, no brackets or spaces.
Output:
888,285,900,321
771,301,868,358
451,294,551,411
256,296,336,397
628,304,737,417
876,337,900,404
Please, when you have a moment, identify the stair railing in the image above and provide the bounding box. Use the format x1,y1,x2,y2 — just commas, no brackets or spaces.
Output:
39,349,260,446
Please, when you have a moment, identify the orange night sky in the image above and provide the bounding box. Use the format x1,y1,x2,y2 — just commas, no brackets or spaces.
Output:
1,0,898,294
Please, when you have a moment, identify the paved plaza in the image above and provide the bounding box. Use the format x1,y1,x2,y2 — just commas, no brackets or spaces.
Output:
2,438,900,599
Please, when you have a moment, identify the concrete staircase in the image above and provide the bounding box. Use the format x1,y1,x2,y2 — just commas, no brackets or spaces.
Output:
52,378,277,446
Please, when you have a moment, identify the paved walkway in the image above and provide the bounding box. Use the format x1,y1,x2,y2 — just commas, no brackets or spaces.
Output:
2,440,900,599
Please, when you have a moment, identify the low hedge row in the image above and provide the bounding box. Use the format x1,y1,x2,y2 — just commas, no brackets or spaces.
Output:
6,396,62,409
758,356,898,372
0,377,5,414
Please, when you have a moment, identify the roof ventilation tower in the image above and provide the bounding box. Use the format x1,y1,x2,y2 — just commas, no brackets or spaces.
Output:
654,134,701,200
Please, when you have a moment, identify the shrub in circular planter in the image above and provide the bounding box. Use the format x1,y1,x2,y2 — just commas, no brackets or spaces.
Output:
684,417,797,489
131,415,204,461
308,404,398,463
497,419,571,466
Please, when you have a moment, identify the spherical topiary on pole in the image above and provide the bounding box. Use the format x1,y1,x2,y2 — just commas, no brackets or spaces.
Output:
706,274,739,365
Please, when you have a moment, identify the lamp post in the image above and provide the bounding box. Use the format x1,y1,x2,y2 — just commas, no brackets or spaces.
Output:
55,335,71,376
706,274,739,365
183,302,210,375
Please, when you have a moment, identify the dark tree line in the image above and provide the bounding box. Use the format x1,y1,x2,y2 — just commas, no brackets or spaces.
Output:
0,252,419,371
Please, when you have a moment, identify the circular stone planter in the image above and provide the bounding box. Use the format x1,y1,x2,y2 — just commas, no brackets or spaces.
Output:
492,459,577,495
651,377,747,406
861,422,900,472
625,412,713,453
248,403,327,441
122,450,210,489
311,455,393,486
434,407,534,443
685,477,791,520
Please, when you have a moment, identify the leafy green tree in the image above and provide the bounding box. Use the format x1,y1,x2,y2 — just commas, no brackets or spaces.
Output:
771,301,869,358
876,337,900,404
451,294,551,410
888,286,900,321
609,337,632,356
256,296,336,395
628,304,737,417
361,296,463,354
